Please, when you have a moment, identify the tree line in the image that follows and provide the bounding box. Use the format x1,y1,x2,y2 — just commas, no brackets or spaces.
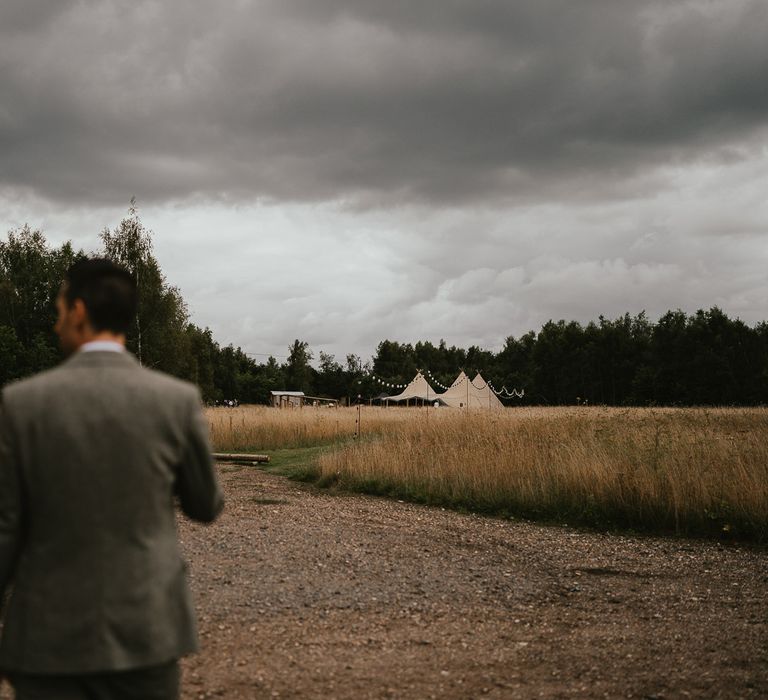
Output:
2,206,767,406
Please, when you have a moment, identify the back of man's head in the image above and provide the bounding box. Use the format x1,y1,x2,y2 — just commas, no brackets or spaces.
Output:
64,258,137,335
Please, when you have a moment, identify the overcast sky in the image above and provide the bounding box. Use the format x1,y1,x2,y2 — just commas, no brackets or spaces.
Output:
2,0,767,363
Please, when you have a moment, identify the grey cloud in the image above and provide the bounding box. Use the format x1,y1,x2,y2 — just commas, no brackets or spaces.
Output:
3,0,767,363
8,178,765,363
0,1,77,35
1,0,767,206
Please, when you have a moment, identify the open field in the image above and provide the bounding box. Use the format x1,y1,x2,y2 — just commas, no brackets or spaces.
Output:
208,404,416,450
207,406,768,540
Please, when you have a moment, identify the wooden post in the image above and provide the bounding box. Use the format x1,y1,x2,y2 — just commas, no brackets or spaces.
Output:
213,452,270,463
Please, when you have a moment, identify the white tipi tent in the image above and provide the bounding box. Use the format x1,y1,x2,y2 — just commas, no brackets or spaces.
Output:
436,371,504,409
468,372,504,410
383,371,439,404
433,371,470,408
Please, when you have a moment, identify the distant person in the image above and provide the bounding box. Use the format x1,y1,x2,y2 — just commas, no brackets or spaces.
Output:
0,258,224,699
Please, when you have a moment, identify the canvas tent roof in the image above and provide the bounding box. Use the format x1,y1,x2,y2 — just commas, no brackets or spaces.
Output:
382,370,505,409
437,372,504,410
433,371,470,408
383,372,439,403
469,372,504,409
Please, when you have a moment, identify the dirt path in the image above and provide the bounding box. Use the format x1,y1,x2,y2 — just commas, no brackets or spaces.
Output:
2,464,764,699
175,465,767,699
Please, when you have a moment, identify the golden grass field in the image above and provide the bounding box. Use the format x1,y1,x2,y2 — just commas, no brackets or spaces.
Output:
207,405,768,539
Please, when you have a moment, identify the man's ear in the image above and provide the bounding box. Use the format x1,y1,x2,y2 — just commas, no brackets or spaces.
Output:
70,298,90,327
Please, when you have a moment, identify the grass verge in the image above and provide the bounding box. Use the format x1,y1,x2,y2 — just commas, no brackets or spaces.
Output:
257,447,325,481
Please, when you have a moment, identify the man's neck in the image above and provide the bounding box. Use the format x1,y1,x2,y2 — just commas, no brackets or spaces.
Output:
78,332,127,353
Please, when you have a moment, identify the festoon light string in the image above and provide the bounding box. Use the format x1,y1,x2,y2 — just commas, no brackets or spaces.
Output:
468,374,526,399
361,368,409,390
421,368,461,391
363,367,524,399
489,384,525,399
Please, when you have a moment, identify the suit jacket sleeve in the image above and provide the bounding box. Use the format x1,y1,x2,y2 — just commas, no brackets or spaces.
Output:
0,393,22,614
175,388,224,523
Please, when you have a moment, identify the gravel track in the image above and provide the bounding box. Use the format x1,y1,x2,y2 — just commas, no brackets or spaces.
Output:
2,464,765,699
178,465,767,699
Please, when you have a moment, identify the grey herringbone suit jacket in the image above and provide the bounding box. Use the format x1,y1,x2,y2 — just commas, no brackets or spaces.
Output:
0,350,223,674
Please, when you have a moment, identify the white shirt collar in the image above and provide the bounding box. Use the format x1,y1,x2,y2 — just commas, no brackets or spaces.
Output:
79,340,126,353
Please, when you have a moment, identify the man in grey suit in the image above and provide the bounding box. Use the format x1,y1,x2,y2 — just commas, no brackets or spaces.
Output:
0,258,224,698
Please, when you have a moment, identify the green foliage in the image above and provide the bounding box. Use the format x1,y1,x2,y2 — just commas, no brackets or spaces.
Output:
315,351,345,398
0,225,84,378
100,200,189,374
284,339,315,393
373,339,418,383
0,326,23,386
476,309,768,406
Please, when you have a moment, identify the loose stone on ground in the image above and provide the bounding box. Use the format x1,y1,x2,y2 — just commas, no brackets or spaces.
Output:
175,466,767,699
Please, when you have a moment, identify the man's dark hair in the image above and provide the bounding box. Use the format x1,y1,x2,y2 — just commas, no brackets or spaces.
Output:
64,258,137,334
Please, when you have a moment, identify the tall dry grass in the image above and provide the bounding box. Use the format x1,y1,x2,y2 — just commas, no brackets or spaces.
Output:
208,405,768,539
206,405,415,450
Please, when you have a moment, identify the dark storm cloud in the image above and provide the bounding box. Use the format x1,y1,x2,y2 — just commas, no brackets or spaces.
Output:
1,0,767,206
0,1,77,34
